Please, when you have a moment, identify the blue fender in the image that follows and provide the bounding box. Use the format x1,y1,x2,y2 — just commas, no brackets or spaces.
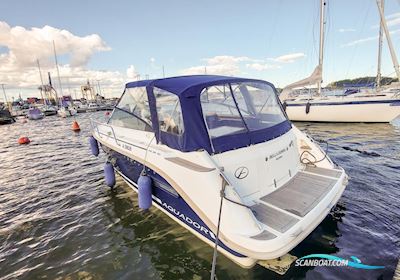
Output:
104,162,116,187
138,174,152,210
89,136,99,156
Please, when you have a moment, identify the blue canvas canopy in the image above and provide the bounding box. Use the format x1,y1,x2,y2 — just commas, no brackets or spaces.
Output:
124,75,291,154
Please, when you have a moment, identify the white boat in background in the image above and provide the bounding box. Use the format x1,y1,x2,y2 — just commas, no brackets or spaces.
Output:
11,105,28,117
280,0,400,123
90,75,348,268
87,102,99,112
76,103,88,113
41,105,58,116
284,87,400,122
57,106,78,118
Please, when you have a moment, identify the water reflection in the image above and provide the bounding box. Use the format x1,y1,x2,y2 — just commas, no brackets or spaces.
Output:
0,114,398,279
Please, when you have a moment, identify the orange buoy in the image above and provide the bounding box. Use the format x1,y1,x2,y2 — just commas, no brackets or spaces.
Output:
18,136,30,145
71,121,81,132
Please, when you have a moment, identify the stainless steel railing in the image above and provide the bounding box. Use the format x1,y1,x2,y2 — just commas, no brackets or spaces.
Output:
90,118,121,146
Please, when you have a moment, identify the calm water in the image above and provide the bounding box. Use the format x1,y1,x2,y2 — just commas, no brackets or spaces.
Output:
0,112,399,280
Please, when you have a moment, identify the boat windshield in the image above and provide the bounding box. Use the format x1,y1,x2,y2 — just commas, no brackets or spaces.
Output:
200,82,286,138
109,86,153,131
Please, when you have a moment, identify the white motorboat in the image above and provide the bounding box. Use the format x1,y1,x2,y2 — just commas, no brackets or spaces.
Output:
41,105,58,116
87,102,99,112
76,103,88,113
57,106,77,118
280,0,400,123
90,75,348,268
11,104,29,117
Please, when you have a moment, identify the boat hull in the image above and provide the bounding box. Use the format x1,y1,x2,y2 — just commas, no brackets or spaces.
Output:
103,146,257,267
43,110,57,116
286,100,400,122
0,118,15,125
58,108,78,118
91,123,347,268
27,114,44,120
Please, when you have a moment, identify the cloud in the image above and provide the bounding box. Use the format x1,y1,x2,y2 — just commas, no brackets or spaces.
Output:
246,63,279,71
338,28,356,33
372,12,400,28
341,28,400,47
0,64,131,99
181,55,249,75
387,16,400,28
180,53,301,76
205,55,251,65
272,52,306,63
126,65,139,79
0,21,110,68
0,21,138,98
182,64,239,76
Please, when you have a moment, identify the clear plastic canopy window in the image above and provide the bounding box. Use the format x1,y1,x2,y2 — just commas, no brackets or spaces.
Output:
200,82,286,139
117,87,152,126
154,87,184,135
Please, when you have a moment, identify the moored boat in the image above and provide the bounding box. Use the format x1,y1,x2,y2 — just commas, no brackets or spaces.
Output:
280,0,400,123
284,89,400,122
41,105,58,116
0,107,15,125
57,106,78,118
90,75,348,268
87,102,99,112
27,107,44,120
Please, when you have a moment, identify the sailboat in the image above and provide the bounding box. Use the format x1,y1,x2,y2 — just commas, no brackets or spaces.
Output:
280,0,400,123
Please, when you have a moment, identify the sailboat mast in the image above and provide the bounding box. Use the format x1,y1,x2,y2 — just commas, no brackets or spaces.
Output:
376,0,384,89
1,84,10,111
53,40,63,105
376,0,400,82
317,0,326,95
36,59,45,103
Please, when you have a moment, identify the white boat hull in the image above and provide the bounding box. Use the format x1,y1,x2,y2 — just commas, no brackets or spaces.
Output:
58,108,78,118
286,100,400,122
92,123,348,268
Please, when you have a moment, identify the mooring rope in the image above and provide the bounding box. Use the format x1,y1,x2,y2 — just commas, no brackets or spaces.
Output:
210,182,226,280
300,140,329,166
141,134,157,174
209,177,252,279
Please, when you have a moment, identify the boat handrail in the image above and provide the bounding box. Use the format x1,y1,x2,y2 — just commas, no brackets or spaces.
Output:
90,118,121,146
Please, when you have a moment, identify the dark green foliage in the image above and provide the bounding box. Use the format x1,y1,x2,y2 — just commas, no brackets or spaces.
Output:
328,76,398,88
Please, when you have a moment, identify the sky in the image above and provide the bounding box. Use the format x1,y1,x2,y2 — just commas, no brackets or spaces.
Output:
1,0,400,100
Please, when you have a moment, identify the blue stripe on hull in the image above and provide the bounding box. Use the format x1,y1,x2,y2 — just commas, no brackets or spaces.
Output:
104,146,246,258
286,99,400,107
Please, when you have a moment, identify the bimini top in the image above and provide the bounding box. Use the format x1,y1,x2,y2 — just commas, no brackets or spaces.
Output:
127,75,262,96
114,75,291,154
